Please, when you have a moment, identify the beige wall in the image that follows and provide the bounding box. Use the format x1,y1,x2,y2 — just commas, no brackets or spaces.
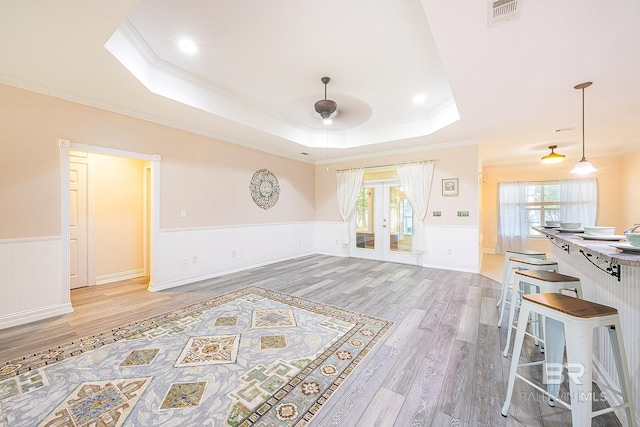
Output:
0,83,315,240
315,143,480,226
93,154,144,277
622,145,640,229
482,155,628,253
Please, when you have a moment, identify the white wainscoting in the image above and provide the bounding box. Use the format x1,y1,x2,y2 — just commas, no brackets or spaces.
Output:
1,222,481,329
149,222,316,292
423,225,481,273
313,221,480,272
553,247,640,426
314,221,345,257
0,236,72,329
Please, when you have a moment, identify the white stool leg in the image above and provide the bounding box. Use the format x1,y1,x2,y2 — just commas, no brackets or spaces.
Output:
564,321,594,427
498,256,511,307
498,265,515,326
607,321,637,426
544,317,565,403
502,302,532,417
503,276,524,357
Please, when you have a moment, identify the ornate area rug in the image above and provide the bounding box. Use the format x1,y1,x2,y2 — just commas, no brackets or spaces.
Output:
0,286,392,426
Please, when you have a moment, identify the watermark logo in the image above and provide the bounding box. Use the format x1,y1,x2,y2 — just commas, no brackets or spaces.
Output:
544,362,585,385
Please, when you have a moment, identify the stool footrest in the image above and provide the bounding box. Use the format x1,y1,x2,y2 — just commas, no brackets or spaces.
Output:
592,404,629,419
514,374,570,410
516,360,545,368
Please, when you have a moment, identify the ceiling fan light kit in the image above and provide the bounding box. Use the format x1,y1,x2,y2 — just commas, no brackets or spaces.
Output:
314,77,337,121
540,145,565,164
570,81,597,175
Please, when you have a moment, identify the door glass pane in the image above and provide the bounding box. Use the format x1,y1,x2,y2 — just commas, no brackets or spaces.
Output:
389,186,412,253
355,187,375,249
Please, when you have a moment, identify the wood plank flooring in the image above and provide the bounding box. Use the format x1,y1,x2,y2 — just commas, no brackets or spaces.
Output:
0,255,621,426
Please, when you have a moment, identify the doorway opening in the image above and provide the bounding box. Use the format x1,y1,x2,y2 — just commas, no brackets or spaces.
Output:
60,140,160,295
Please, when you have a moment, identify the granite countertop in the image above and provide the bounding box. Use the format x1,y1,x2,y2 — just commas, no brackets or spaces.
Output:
533,226,640,267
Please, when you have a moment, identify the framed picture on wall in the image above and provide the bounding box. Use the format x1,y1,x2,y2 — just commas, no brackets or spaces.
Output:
442,178,459,196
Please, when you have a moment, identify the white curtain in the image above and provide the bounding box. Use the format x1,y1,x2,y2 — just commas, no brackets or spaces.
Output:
496,181,528,254
560,177,597,226
336,168,364,245
395,161,435,255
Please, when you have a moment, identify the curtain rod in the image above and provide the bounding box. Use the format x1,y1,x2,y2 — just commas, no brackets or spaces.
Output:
335,159,437,173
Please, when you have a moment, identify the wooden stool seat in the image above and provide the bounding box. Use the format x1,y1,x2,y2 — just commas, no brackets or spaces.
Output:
508,256,558,267
506,249,547,257
524,293,618,318
516,270,580,283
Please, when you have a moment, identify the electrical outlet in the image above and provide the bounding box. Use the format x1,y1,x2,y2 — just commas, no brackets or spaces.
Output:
181,257,187,265
447,249,452,255
232,250,236,257
192,256,197,263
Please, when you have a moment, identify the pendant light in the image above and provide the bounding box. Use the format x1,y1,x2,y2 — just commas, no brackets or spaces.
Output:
570,82,597,175
540,145,565,164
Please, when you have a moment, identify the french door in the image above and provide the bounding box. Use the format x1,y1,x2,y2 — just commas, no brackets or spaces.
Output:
350,181,416,264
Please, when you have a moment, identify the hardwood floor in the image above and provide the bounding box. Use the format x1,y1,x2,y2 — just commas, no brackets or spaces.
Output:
0,255,621,426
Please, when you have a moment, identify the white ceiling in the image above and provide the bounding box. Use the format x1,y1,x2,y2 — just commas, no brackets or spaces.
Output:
1,0,639,166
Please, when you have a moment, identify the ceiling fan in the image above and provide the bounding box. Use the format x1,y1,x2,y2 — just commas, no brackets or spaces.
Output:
314,77,337,124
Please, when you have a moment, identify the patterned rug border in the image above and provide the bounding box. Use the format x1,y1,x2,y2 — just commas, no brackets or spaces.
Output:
0,286,393,426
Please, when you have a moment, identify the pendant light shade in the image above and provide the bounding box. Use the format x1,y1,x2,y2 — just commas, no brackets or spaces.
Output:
570,158,598,174
570,82,597,175
540,145,565,164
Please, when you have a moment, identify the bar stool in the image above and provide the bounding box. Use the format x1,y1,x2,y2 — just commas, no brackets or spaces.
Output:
497,256,557,327
502,270,583,357
502,293,636,426
498,249,547,308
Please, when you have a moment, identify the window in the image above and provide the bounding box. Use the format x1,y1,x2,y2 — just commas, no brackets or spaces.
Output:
525,182,560,236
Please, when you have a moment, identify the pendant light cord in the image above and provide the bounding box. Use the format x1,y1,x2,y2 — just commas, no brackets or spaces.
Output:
581,87,586,160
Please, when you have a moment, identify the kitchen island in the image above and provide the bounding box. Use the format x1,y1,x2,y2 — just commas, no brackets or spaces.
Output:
533,226,639,424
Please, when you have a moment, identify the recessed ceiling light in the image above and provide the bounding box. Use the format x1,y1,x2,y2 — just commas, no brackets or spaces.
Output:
178,38,198,54
413,94,426,105
300,152,309,156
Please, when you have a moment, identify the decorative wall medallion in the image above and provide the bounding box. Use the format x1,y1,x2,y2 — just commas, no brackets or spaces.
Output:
249,169,280,209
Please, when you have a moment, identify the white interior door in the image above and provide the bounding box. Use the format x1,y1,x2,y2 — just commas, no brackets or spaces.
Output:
350,181,415,264
70,160,88,289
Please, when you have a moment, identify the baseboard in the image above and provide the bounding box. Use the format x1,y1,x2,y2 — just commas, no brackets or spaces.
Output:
421,262,480,273
148,252,315,292
0,303,73,330
95,269,144,285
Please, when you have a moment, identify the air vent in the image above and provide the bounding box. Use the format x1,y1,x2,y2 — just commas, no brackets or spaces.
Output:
488,0,521,27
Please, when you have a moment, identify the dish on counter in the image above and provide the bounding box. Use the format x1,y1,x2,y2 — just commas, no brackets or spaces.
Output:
583,226,616,236
611,244,640,253
557,228,584,233
543,225,561,229
560,222,581,230
578,234,625,241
